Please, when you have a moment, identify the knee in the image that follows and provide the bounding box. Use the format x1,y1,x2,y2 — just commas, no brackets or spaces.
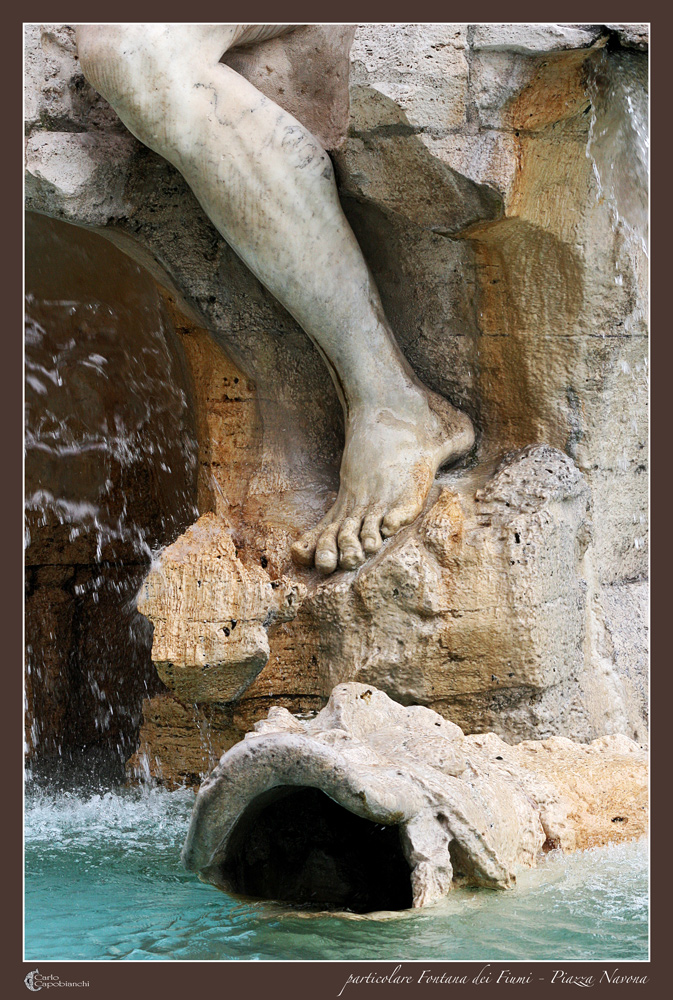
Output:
76,25,143,101
76,25,181,146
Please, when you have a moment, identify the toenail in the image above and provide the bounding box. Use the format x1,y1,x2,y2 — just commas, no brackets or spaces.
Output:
316,550,337,572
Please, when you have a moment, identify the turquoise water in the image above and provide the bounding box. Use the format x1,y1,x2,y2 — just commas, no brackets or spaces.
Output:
25,784,649,962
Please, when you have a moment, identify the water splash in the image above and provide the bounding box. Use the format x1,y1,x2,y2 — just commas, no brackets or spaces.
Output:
25,782,195,851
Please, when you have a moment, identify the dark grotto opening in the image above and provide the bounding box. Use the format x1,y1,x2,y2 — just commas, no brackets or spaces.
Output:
219,786,414,913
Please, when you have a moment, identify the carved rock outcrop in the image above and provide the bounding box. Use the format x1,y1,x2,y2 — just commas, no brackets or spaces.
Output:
183,683,647,911
137,513,305,704
302,445,594,742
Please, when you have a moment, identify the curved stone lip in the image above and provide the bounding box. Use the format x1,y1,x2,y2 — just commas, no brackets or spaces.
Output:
181,730,424,874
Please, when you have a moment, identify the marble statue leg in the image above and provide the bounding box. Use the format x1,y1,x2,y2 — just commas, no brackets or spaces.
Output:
76,24,475,574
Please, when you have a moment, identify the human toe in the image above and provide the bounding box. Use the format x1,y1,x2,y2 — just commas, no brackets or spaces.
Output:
360,512,383,554
291,529,321,566
381,499,423,538
314,524,340,574
338,517,365,570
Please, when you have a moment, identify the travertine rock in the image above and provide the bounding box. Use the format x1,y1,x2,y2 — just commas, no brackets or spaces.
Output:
183,683,647,910
603,24,649,50
292,444,600,742
471,24,604,54
335,85,502,235
137,513,306,704
329,23,648,745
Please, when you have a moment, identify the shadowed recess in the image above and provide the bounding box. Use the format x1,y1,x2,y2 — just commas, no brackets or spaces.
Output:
219,786,413,913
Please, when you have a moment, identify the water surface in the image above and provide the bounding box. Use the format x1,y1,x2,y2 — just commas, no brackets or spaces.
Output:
25,784,648,962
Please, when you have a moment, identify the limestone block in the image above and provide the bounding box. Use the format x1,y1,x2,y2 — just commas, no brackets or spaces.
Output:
183,683,647,910
137,513,306,704
126,693,239,788
464,729,648,852
25,25,135,226
350,24,470,131
25,132,136,225
471,24,604,54
24,24,122,132
334,86,502,235
602,24,649,50
590,580,649,743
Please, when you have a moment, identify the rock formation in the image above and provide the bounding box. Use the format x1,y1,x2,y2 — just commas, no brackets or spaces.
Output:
137,513,305,704
183,683,647,911
24,23,648,783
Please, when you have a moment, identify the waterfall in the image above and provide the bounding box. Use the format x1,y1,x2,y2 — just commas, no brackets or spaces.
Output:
586,46,649,256
25,214,198,784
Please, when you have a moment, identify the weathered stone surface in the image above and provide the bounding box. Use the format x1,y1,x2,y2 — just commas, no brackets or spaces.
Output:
137,513,306,704
183,683,647,910
25,24,648,779
472,24,648,55
126,689,327,789
464,729,648,853
222,25,356,150
350,23,470,130
335,85,502,235
604,24,649,50
293,444,599,743
126,694,238,788
588,579,649,744
471,24,604,54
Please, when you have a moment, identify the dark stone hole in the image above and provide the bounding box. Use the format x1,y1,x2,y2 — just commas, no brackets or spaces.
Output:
219,786,413,913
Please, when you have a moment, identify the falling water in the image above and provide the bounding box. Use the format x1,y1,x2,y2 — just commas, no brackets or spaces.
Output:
25,214,199,783
586,45,649,254
583,42,649,563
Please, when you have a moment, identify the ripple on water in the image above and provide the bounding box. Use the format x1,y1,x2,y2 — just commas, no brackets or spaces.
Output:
25,785,649,962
